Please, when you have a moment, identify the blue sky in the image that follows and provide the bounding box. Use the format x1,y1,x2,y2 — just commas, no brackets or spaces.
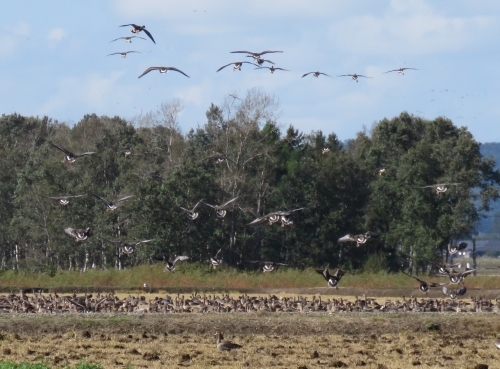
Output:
1,0,499,142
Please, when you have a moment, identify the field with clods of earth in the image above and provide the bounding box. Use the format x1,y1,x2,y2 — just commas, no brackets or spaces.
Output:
0,290,500,369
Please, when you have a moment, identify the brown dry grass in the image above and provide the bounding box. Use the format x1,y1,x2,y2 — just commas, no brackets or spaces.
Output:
0,312,499,369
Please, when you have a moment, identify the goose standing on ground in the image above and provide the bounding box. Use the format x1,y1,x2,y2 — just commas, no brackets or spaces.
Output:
383,67,418,75
214,331,243,351
302,71,332,78
92,194,134,211
109,36,146,43
119,24,155,43
138,66,189,79
64,227,92,242
216,61,258,72
107,51,140,58
180,199,204,220
203,197,239,218
255,65,288,74
249,261,288,272
50,142,96,164
421,183,460,194
401,271,448,292
44,194,86,206
316,267,345,288
165,255,190,271
337,73,372,82
338,231,379,247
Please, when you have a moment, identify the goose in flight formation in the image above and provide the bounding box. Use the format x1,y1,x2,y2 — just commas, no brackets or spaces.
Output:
50,142,96,164
109,36,146,43
448,242,468,255
107,51,140,58
92,194,134,211
248,56,275,66
214,331,243,351
216,61,258,72
44,194,86,206
384,67,418,75
316,267,345,288
109,239,154,257
255,65,288,74
337,73,372,82
421,183,460,194
401,271,448,292
231,50,283,60
249,261,288,272
119,24,155,43
203,197,239,218
302,71,332,78
338,231,379,247
436,263,476,284
138,66,189,78
248,208,303,227
64,227,92,242
180,199,204,220
165,255,190,271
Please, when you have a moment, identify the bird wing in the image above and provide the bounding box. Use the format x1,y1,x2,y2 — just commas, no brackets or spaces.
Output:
319,72,332,77
74,151,96,157
135,239,154,245
338,234,355,242
357,75,372,78
257,50,283,55
192,199,204,210
138,67,160,78
92,194,111,206
203,202,216,209
141,28,156,44
107,52,121,56
115,195,134,203
166,67,190,77
64,228,78,239
383,69,399,74
214,248,222,258
50,142,71,155
216,63,234,72
221,197,239,207
337,74,352,77
119,24,139,28
230,50,257,54
301,72,313,78
173,255,190,264
179,206,191,213
67,194,86,198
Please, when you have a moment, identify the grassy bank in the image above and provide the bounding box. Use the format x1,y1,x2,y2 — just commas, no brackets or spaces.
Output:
0,263,499,291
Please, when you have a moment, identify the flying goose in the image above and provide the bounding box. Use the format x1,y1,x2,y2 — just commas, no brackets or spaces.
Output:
109,36,146,43
119,24,155,43
180,199,204,220
216,61,258,72
322,147,330,155
338,231,379,247
337,73,373,82
138,66,189,79
231,50,283,59
432,261,462,275
109,239,154,257
421,183,460,194
378,168,387,176
255,65,288,74
248,56,275,66
64,227,92,242
248,208,304,226
107,51,140,58
401,271,448,292
214,331,243,351
383,67,418,75
448,242,468,255
210,249,223,269
316,267,345,288
203,197,239,218
442,284,467,299
44,194,86,206
249,261,288,272
50,142,96,164
437,263,476,284
302,71,332,78
165,255,190,271
92,194,134,211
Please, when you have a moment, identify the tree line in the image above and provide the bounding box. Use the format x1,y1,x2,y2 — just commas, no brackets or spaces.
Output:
1,89,499,274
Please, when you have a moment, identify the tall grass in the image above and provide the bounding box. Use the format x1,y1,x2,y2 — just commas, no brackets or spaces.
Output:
0,262,499,290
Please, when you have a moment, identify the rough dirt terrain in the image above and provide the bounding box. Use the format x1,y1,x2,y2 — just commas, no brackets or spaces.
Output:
0,309,499,369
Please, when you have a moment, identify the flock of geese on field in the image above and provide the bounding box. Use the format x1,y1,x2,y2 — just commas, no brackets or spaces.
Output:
108,24,418,80
2,290,500,350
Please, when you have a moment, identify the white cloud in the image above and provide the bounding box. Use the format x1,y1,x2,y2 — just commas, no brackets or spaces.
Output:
47,27,68,42
327,0,494,55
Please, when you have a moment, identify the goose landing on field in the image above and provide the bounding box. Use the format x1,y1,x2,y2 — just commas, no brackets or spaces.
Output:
165,255,190,271
316,267,345,288
401,271,448,292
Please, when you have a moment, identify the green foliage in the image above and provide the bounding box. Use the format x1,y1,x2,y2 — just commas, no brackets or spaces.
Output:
0,102,499,274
